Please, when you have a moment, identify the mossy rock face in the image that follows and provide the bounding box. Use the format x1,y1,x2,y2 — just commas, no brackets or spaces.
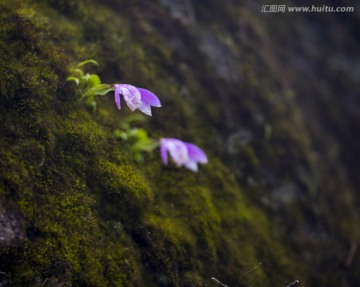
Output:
1,0,360,286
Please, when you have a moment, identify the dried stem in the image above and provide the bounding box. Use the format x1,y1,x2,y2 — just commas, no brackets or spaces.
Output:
235,262,262,287
211,264,299,287
285,280,300,287
345,240,357,267
211,277,229,287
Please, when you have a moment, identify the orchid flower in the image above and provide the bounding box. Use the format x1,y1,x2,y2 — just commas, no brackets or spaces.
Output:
114,84,161,116
160,138,208,172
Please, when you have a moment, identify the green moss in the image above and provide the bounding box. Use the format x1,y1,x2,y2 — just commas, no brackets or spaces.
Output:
1,0,359,286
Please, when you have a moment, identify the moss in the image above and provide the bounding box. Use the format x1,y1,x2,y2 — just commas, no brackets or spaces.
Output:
94,159,153,227
1,0,360,286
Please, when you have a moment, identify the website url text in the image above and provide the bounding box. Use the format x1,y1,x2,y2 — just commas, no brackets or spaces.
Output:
261,5,354,13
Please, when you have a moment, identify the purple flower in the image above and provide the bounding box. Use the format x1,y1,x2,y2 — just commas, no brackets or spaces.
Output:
160,138,208,172
114,84,161,116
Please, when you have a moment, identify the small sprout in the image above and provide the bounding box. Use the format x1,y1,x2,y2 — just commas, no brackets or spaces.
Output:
119,113,147,131
114,127,159,162
67,59,114,109
160,138,208,172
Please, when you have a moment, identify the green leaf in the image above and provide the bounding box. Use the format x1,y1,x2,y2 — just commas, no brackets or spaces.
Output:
85,96,97,111
114,129,128,140
66,76,79,85
94,87,113,96
76,59,99,68
120,132,128,140
132,141,159,153
122,113,147,124
72,69,84,78
114,129,123,138
76,84,113,104
83,84,113,98
148,141,160,150
131,128,148,141
87,74,101,88
83,73,91,81
119,121,130,131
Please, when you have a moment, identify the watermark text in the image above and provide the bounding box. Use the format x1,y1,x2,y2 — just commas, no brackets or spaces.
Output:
261,5,354,13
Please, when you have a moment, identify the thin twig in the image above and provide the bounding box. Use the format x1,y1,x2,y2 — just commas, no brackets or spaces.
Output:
285,280,300,287
235,262,262,287
345,240,357,267
211,265,298,287
211,277,229,287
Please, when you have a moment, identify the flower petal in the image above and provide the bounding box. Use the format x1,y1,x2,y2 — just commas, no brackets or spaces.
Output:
138,88,161,107
160,138,189,167
184,161,199,172
160,139,169,165
114,84,121,110
138,102,152,116
118,84,142,111
184,143,208,164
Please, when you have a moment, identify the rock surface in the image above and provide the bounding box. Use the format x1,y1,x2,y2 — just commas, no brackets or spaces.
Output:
0,0,359,286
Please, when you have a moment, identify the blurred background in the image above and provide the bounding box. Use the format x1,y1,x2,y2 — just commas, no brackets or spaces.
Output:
1,0,360,286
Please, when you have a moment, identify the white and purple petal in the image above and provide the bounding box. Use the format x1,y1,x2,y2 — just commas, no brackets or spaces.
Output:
160,138,208,171
138,88,162,107
184,161,199,172
184,143,208,164
114,84,121,110
160,139,169,165
113,84,161,115
118,84,142,111
138,102,152,116
160,138,189,167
